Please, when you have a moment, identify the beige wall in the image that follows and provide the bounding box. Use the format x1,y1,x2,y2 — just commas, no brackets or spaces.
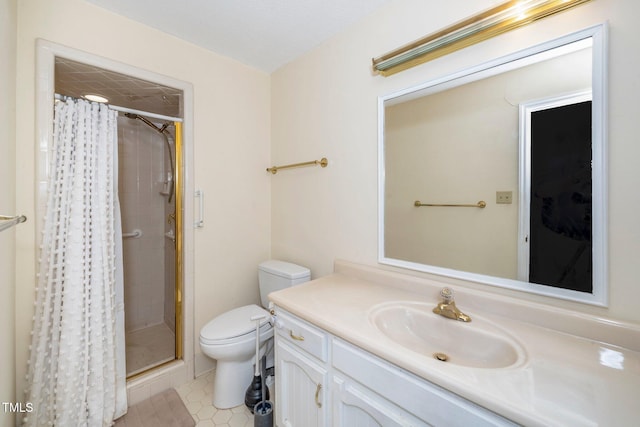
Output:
385,81,520,278
1,0,17,425
15,0,270,402
271,0,640,323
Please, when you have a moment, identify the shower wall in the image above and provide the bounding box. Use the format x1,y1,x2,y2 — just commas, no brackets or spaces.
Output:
118,116,175,333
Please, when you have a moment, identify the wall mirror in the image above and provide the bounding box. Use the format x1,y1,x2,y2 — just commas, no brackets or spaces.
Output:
378,24,607,305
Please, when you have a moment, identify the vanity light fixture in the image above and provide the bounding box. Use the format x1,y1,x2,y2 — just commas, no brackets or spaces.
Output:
372,0,592,76
84,93,109,103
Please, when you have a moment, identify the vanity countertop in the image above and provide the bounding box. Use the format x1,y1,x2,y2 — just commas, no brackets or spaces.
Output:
269,261,640,427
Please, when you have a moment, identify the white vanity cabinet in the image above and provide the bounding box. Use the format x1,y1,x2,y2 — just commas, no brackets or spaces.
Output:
275,310,329,427
332,339,516,427
332,373,425,426
274,308,516,427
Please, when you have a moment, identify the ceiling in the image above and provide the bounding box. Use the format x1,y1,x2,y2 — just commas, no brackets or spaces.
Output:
56,1,392,118
84,0,392,73
55,57,183,118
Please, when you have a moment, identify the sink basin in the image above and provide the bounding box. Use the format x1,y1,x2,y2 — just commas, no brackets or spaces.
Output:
369,302,526,368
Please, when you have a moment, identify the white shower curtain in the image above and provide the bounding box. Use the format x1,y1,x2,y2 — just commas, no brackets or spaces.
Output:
25,98,127,426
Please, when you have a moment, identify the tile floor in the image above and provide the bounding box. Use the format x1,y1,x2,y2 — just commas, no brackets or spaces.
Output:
176,370,256,427
126,323,176,376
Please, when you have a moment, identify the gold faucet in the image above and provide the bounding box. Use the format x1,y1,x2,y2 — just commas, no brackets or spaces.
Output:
433,287,471,322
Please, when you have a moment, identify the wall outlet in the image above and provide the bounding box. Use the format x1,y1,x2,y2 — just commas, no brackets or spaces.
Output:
496,191,513,204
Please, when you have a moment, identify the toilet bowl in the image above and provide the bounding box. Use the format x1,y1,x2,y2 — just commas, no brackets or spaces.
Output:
200,304,273,409
199,260,310,409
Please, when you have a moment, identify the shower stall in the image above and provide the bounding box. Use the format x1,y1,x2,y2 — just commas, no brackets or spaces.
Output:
118,113,178,377
36,45,195,414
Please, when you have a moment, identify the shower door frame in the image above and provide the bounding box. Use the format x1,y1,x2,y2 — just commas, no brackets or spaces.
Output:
35,39,195,391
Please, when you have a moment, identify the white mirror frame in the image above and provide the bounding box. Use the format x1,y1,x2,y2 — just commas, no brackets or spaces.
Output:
378,24,608,306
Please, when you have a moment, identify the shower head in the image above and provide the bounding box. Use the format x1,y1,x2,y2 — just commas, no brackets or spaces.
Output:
124,112,163,133
121,111,176,204
123,112,172,134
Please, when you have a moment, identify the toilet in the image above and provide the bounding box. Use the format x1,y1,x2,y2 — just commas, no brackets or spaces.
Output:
199,260,310,409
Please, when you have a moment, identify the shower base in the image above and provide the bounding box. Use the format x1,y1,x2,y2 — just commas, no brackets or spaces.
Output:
126,323,176,377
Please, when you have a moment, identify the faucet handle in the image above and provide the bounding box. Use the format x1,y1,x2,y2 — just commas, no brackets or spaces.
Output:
440,287,454,303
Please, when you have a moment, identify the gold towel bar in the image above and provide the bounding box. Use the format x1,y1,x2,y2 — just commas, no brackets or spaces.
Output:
414,200,486,208
267,157,328,174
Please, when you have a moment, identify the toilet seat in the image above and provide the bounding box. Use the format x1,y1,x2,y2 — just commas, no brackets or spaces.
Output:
200,304,271,345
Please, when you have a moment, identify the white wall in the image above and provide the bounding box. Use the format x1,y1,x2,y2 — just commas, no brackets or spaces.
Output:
15,0,271,402
271,0,640,323
0,1,17,425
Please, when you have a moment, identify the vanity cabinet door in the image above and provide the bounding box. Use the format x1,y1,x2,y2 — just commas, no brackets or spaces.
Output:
276,340,329,427
332,374,428,427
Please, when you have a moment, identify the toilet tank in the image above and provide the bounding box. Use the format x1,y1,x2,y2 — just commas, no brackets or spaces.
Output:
258,260,310,307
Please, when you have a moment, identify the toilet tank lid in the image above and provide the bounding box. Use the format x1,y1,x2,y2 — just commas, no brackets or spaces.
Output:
259,260,310,279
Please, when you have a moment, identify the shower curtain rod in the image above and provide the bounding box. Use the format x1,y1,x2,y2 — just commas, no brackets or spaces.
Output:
54,93,183,123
